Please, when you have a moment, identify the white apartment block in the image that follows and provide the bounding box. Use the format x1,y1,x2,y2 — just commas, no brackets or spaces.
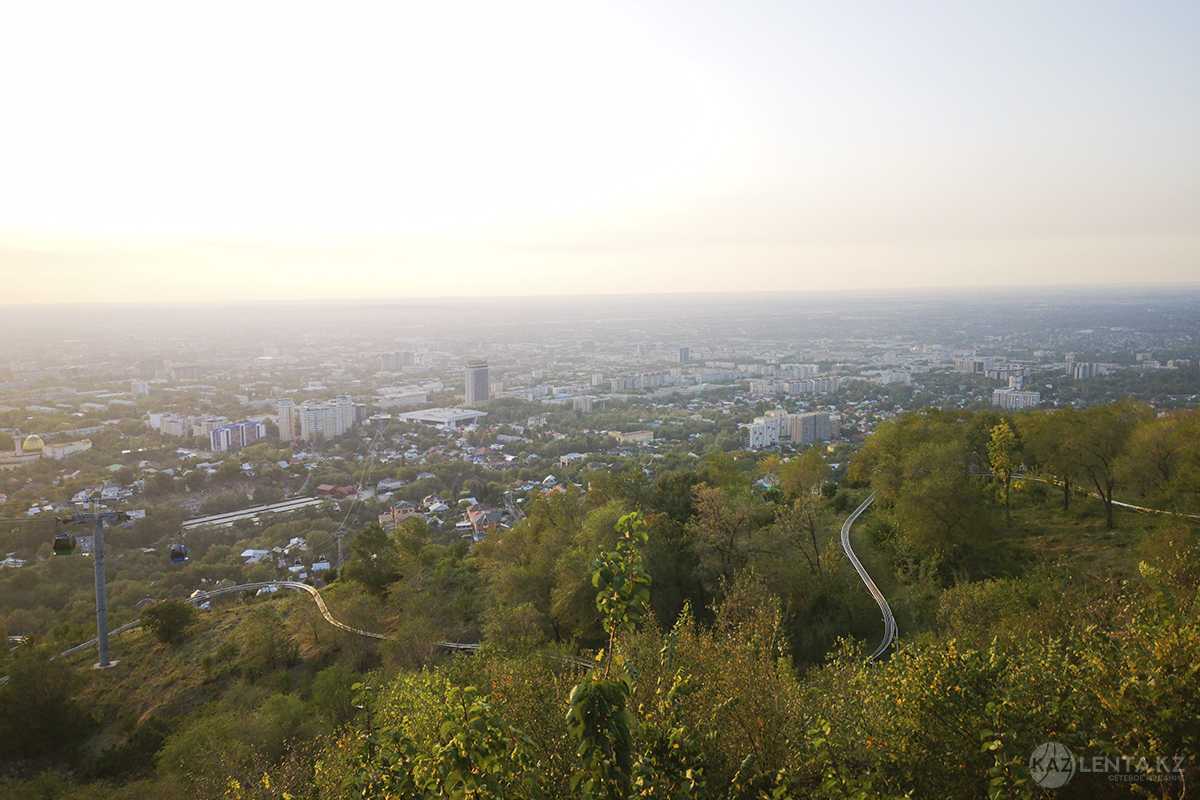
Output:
277,398,297,440
747,413,784,449
992,388,1041,410
753,376,843,396
299,396,356,442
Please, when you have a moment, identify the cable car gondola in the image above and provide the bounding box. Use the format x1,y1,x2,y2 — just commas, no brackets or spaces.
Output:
168,543,190,564
52,532,76,556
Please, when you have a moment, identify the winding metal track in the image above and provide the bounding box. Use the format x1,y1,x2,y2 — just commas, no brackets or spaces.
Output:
839,493,897,661
37,580,593,672
32,483,1190,678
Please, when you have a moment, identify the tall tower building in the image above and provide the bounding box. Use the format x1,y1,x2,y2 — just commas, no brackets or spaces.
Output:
277,399,296,441
464,359,489,405
335,395,355,432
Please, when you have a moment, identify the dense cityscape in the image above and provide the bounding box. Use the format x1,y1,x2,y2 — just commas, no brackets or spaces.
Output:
3,291,1197,562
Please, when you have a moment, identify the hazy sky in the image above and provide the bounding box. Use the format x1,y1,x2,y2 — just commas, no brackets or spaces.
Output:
2,1,1197,302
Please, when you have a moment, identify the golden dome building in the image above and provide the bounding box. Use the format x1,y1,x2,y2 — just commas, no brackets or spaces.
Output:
0,433,43,470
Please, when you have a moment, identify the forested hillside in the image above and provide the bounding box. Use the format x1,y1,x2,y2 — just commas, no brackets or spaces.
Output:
3,402,1199,798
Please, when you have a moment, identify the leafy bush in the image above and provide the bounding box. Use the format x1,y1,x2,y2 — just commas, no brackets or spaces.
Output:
141,599,197,645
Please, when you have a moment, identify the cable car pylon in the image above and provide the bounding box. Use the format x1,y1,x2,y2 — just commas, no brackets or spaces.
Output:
57,498,130,670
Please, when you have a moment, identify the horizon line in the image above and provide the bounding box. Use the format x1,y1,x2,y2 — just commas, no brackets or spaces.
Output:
3,281,1200,309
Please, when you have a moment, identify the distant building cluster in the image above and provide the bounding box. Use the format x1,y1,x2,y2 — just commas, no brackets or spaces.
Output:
275,397,360,442
610,371,673,392
148,412,234,439
875,370,912,386
954,355,1031,383
378,351,415,371
748,376,843,397
777,363,819,379
748,410,838,449
954,356,992,374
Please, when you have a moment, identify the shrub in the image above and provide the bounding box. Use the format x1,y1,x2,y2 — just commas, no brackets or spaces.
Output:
141,599,197,645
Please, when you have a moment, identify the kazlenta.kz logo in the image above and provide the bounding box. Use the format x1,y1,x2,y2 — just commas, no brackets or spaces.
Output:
1029,742,1076,788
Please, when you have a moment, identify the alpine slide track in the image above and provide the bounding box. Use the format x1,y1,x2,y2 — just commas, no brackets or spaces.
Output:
15,494,892,680
10,482,1195,686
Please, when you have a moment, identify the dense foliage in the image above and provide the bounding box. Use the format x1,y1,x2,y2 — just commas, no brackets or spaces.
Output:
4,403,1200,797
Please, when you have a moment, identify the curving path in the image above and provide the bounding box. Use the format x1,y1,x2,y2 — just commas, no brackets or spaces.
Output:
16,482,1196,685
839,493,897,662
35,580,594,674
1023,474,1200,521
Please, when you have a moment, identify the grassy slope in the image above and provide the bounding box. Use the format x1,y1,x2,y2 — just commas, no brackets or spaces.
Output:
64,588,363,766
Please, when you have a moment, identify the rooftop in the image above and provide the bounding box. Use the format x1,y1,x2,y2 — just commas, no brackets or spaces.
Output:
396,408,488,425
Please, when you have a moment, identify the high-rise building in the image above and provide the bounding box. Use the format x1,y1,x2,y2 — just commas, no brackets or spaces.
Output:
336,395,355,433
1071,362,1096,380
210,420,266,453
954,356,984,374
277,399,297,441
789,411,835,446
676,347,690,364
573,396,603,413
160,414,188,437
299,397,356,442
748,414,784,449
464,359,489,405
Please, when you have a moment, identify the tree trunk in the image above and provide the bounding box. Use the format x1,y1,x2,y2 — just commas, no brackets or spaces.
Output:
809,523,822,574
1095,479,1115,530
1062,478,1071,510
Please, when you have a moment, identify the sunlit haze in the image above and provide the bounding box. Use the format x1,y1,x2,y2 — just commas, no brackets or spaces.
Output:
2,1,1198,302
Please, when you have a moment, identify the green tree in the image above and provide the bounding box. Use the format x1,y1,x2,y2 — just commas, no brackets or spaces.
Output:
1075,402,1151,529
1021,407,1084,510
893,439,996,578
1115,411,1200,510
141,599,197,645
311,664,358,725
778,447,828,501
685,485,759,594
237,606,299,676
341,523,400,596
566,511,651,800
0,648,94,762
986,420,1019,526
330,675,534,799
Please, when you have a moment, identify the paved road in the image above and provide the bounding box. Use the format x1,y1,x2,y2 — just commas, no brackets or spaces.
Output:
839,494,897,662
